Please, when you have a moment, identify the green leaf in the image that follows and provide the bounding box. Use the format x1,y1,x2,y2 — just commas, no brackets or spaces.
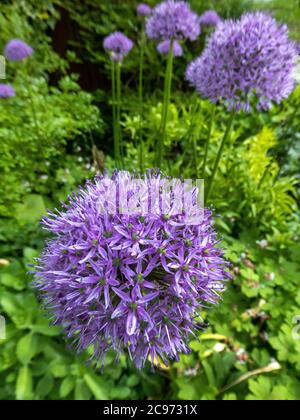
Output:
23,247,39,264
247,377,271,400
74,381,91,400
202,360,217,388
31,317,61,336
126,374,140,388
16,333,39,365
60,377,76,398
110,386,131,399
49,360,68,378
84,373,108,400
36,375,54,398
16,367,33,400
15,194,46,225
223,393,237,400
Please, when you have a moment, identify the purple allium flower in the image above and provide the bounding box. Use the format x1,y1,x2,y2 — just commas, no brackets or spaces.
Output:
0,84,15,99
146,0,200,41
137,3,152,17
33,171,230,369
157,40,183,57
186,12,298,111
199,10,221,27
103,32,134,62
4,39,33,61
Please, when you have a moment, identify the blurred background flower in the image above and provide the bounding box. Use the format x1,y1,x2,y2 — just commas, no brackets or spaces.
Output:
0,83,15,98
4,39,33,61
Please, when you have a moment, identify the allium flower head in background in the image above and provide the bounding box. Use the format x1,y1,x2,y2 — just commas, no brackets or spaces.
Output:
0,84,15,99
186,12,298,111
137,3,152,17
199,10,221,27
33,171,230,369
146,0,200,41
4,39,33,61
157,40,183,57
103,32,134,62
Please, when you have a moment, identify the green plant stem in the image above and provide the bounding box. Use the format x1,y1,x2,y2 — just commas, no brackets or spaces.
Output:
116,62,123,168
201,103,216,179
157,39,174,168
205,109,235,202
111,61,119,167
189,100,201,178
138,30,146,173
192,135,198,178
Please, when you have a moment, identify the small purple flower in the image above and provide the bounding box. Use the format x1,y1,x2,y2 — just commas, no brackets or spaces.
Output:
103,32,134,62
186,12,298,111
4,39,33,61
146,0,200,41
0,84,15,99
157,40,183,57
199,10,221,27
137,3,152,17
33,171,230,369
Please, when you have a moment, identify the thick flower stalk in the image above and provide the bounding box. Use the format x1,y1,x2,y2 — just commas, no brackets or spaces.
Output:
33,171,230,369
0,84,15,99
103,32,134,167
157,40,183,57
146,1,200,167
137,4,152,172
199,10,221,27
4,39,33,61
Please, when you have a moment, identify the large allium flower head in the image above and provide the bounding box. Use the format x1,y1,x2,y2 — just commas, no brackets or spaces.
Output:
186,12,298,111
137,3,152,17
199,10,221,27
157,40,183,57
146,0,200,41
4,39,33,61
33,171,230,369
0,84,15,99
103,32,134,63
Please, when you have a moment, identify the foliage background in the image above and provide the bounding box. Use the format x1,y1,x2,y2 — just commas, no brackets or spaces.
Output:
0,0,299,400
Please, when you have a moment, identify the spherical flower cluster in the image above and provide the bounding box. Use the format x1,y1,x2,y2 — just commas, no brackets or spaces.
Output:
199,10,221,26
103,32,134,62
157,40,183,57
146,0,200,41
0,84,15,99
186,12,298,111
33,171,230,369
137,3,152,17
4,39,33,61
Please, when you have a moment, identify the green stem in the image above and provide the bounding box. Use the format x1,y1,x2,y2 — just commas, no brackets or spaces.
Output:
116,62,123,168
157,39,174,168
189,100,201,178
111,61,119,166
205,109,235,202
192,135,198,178
138,30,145,173
201,103,216,179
